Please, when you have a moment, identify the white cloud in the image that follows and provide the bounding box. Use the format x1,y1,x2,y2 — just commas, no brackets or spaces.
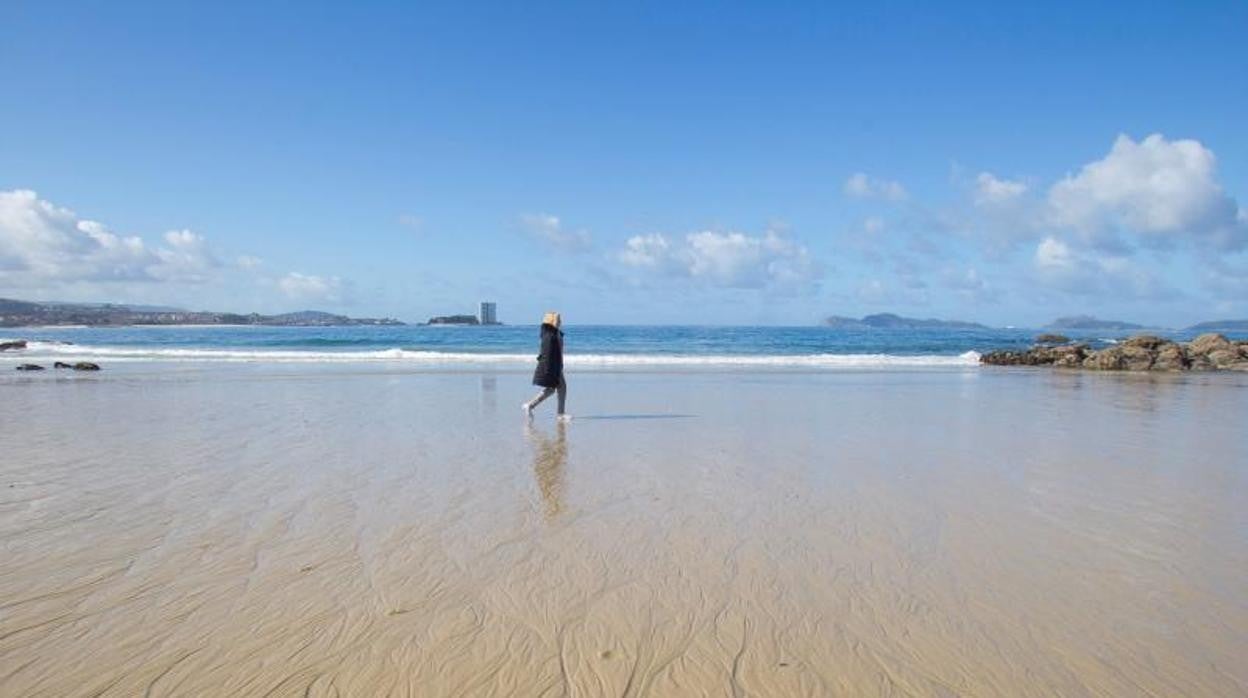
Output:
278,272,343,302
974,172,1027,207
519,213,592,252
0,189,221,287
1034,236,1076,271
844,173,908,201
152,229,218,282
236,255,263,269
618,233,672,269
618,228,819,290
1047,133,1245,249
1032,236,1170,299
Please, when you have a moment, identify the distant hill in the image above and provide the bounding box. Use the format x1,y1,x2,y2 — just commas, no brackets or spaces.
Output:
0,298,404,327
823,313,989,330
1045,315,1147,331
1185,319,1248,333
36,300,187,313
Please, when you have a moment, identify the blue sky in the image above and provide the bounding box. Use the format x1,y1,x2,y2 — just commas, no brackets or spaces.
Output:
2,1,1246,326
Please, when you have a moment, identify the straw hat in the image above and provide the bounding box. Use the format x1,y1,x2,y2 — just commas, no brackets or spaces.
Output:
542,311,561,327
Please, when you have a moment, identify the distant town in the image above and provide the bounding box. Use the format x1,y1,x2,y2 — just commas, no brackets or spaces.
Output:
0,298,403,328
0,297,511,328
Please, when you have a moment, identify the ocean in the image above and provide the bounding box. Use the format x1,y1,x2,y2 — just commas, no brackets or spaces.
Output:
4,322,1246,695
0,324,1215,368
3,337,1245,695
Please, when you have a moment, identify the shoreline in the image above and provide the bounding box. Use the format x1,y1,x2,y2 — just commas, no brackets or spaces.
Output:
2,367,1243,695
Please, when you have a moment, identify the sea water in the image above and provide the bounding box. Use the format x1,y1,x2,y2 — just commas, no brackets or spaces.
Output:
0,324,1214,368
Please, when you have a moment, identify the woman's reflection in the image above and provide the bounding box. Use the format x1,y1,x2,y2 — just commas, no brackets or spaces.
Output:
525,420,567,520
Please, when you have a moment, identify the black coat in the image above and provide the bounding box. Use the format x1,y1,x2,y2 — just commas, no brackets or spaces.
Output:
532,324,564,387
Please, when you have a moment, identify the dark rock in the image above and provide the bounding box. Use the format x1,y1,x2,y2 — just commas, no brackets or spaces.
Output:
1080,343,1157,371
981,349,1048,366
1207,349,1240,368
1083,347,1126,370
1153,345,1189,371
0,340,27,351
1189,333,1233,356
982,343,1088,367
1050,344,1088,367
1120,345,1155,371
982,332,1244,372
1120,335,1171,351
54,361,73,369
15,363,44,371
72,362,100,371
1034,333,1070,345
980,350,1020,366
1189,354,1216,371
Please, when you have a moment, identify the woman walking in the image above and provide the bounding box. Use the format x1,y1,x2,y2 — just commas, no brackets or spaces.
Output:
523,312,569,420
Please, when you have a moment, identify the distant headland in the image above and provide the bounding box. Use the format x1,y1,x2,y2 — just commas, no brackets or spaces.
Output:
1185,319,1248,333
1043,315,1148,331
822,312,1247,333
0,298,403,328
823,313,989,330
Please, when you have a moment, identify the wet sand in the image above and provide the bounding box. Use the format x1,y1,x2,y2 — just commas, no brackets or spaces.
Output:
2,365,1246,696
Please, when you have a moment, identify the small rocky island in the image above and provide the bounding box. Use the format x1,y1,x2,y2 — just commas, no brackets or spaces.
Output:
982,333,1248,371
425,315,481,326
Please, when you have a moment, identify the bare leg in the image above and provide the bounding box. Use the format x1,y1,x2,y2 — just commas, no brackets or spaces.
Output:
527,386,556,410
555,376,567,414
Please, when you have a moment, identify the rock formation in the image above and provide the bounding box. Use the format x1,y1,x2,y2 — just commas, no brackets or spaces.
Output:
0,340,27,351
982,333,1248,371
54,361,101,371
1034,334,1070,345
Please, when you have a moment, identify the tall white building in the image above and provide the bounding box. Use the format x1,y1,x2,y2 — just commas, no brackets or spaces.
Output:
479,301,497,325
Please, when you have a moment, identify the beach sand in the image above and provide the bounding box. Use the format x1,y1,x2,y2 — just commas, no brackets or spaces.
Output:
2,365,1246,696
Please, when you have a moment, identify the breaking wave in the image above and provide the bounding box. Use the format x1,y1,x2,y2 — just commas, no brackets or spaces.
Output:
8,341,982,368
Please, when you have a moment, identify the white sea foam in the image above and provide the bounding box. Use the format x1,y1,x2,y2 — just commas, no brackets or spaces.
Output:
6,341,982,368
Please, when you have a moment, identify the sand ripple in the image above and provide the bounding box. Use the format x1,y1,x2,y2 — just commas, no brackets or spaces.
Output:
2,367,1245,696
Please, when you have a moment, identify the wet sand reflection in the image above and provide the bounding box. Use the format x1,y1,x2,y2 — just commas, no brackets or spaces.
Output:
526,420,567,520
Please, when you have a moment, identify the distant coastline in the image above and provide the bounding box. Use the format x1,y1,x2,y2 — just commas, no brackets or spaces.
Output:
822,312,1244,333
824,313,990,330
1043,315,1148,331
0,298,403,328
